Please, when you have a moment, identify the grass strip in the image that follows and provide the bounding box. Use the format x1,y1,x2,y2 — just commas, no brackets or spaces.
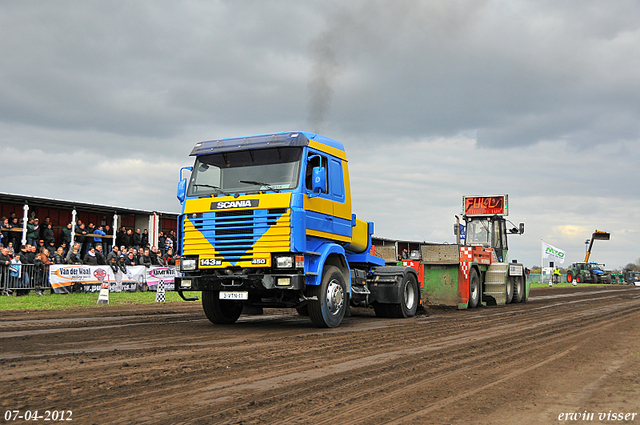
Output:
0,290,199,311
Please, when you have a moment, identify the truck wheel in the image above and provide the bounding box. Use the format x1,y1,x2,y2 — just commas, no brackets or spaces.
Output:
387,273,419,318
576,275,582,284
468,269,480,308
505,276,514,304
202,290,243,324
308,266,347,328
567,273,573,283
513,276,524,303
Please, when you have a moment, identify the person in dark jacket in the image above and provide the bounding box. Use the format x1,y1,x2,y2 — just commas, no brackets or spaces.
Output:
83,247,98,265
132,229,142,249
43,223,56,249
150,246,161,266
66,247,82,265
139,248,152,268
124,251,137,266
60,223,72,247
141,229,149,249
94,244,106,265
52,247,65,264
163,248,175,266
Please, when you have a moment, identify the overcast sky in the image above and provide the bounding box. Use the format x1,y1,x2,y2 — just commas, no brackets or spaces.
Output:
1,0,639,269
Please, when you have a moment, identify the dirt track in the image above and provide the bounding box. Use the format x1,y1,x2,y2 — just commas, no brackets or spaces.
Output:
2,285,640,425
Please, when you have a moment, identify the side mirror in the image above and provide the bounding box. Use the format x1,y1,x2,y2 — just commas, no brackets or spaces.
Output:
519,223,525,234
311,166,326,195
177,166,193,204
177,178,187,204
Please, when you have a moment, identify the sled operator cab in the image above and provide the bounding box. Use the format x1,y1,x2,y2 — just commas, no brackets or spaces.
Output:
457,195,524,263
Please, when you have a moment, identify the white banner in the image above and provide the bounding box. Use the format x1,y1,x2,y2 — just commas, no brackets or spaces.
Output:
49,265,160,293
542,241,566,264
146,266,176,291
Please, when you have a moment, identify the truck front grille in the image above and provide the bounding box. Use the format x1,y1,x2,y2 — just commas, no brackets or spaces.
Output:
183,208,290,264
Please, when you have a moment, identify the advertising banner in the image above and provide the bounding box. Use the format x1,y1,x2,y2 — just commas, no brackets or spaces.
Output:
49,265,173,293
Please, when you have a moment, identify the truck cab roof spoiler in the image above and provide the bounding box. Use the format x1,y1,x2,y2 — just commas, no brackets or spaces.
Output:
189,131,345,156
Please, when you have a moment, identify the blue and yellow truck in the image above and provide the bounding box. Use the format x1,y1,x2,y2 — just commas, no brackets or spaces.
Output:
174,131,419,328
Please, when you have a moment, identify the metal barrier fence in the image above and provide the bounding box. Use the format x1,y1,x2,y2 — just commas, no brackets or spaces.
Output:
0,264,51,294
527,273,567,284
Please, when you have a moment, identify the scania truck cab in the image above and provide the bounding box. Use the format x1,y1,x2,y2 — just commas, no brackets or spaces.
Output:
174,131,419,328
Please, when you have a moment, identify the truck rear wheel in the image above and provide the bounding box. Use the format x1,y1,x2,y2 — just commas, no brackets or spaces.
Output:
468,269,480,308
505,276,514,304
202,290,243,324
513,276,525,303
567,273,573,283
308,266,347,328
387,273,419,318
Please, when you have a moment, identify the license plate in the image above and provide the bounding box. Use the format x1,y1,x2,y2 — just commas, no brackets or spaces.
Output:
219,291,248,300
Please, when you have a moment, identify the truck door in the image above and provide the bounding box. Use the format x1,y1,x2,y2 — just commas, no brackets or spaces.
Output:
304,152,334,237
303,151,351,242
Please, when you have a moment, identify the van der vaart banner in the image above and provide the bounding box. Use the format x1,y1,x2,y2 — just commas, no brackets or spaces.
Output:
49,265,176,293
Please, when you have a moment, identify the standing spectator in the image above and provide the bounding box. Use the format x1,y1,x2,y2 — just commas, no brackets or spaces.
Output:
140,248,152,268
95,244,106,265
150,246,161,266
20,244,35,265
106,246,120,264
43,223,56,252
66,247,82,265
65,243,81,263
163,248,175,266
165,238,174,255
158,232,166,255
52,247,65,264
83,247,98,265
10,253,26,295
0,247,12,296
93,225,106,249
0,217,10,247
141,229,149,249
34,248,53,296
115,226,126,248
124,251,137,266
103,224,112,251
132,229,142,249
86,222,96,251
61,223,73,248
123,229,133,249
75,223,88,256
39,217,52,241
8,217,20,248
27,218,40,246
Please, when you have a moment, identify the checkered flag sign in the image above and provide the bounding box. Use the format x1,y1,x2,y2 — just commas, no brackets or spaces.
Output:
155,280,166,303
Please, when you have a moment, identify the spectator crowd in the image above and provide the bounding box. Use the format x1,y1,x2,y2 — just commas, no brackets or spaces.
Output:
1,211,177,296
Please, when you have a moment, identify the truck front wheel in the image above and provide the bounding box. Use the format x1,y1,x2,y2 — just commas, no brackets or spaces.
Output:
513,276,525,303
468,269,480,308
202,290,243,325
387,273,419,318
308,266,347,328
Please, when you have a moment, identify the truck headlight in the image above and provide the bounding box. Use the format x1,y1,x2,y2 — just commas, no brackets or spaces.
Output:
275,255,293,269
182,258,197,271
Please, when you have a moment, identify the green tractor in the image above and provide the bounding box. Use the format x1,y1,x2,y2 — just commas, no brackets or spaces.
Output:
566,262,613,284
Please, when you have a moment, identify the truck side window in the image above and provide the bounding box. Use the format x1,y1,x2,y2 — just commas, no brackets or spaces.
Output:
305,153,328,193
330,158,344,200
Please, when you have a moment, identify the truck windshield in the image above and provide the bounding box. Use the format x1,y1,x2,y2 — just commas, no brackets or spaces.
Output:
466,219,491,246
187,147,302,197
